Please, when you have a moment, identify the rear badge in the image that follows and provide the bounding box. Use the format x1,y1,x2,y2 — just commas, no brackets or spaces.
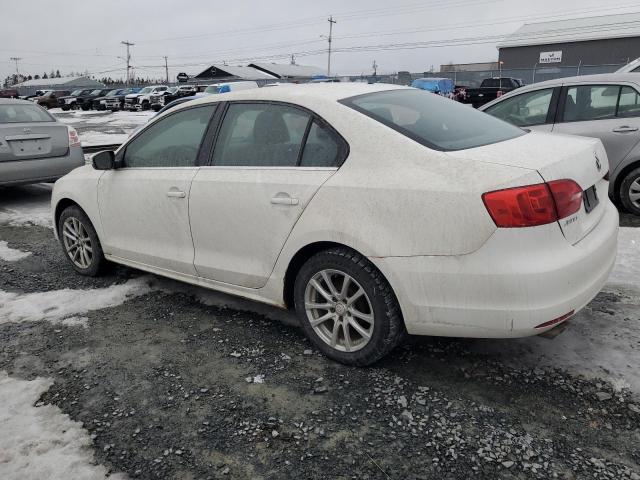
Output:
595,154,602,172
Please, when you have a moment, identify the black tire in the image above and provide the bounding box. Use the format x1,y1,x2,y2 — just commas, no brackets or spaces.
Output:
294,247,405,366
141,101,150,111
58,205,106,276
61,106,69,111
620,167,640,216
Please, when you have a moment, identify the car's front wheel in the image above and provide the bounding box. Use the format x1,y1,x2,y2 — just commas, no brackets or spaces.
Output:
294,247,405,366
620,166,640,216
58,206,105,276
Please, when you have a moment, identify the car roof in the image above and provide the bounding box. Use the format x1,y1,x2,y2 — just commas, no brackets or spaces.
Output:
179,83,410,112
0,98,38,105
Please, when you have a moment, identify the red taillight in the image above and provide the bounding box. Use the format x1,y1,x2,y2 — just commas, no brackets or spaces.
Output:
483,179,583,228
547,179,583,219
68,127,81,148
535,310,574,329
482,183,557,227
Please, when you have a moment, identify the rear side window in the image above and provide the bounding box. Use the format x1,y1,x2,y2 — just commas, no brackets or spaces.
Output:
123,105,215,168
563,85,618,122
617,86,640,118
341,89,524,151
484,88,554,127
213,103,311,167
300,121,341,167
0,104,54,123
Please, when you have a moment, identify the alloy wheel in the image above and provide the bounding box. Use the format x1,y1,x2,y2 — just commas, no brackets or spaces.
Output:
304,269,375,353
62,217,93,269
630,177,640,208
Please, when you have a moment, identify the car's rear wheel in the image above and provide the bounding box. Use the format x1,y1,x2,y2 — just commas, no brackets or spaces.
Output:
620,167,640,216
294,247,405,366
58,206,105,276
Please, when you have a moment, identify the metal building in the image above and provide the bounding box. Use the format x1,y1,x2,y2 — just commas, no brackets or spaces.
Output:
12,76,106,96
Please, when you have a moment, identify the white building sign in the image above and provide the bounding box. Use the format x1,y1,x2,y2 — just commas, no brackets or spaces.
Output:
539,51,563,64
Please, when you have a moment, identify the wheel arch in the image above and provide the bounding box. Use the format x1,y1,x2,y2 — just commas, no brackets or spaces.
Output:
613,157,640,203
53,198,95,238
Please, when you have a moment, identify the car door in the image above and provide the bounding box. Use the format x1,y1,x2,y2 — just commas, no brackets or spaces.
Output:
481,87,559,133
97,104,217,275
552,84,640,171
189,101,348,288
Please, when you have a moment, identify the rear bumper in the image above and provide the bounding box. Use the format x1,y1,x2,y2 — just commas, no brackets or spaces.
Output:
370,201,619,338
0,146,85,186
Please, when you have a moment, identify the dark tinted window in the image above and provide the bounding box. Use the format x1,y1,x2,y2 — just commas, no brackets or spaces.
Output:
342,89,524,151
301,121,341,167
213,103,310,167
0,104,54,123
484,88,554,127
123,105,215,168
563,85,619,122
617,86,640,118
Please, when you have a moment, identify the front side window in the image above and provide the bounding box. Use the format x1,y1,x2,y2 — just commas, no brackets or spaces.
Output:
617,86,640,118
213,103,311,167
484,88,554,127
563,85,619,122
342,89,524,151
123,105,215,168
0,104,54,123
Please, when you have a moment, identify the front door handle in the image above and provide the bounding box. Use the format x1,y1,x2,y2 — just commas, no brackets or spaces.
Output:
612,126,639,133
166,190,186,198
271,193,299,206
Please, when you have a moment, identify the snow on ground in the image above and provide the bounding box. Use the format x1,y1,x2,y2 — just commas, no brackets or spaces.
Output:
52,110,152,128
0,371,126,480
0,240,31,261
608,227,640,286
79,131,129,147
0,183,52,228
0,277,153,326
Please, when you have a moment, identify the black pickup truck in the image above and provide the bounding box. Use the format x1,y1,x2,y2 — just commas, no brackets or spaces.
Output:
464,78,524,108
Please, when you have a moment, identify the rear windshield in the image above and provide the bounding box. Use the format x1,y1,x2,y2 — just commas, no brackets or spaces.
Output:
341,89,524,151
0,104,54,123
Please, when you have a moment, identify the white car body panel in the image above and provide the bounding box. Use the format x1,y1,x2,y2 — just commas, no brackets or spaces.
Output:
52,83,619,339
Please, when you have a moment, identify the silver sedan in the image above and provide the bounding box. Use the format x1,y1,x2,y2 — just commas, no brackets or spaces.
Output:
0,98,84,186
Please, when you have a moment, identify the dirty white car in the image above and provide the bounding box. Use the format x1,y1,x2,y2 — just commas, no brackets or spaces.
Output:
51,83,618,365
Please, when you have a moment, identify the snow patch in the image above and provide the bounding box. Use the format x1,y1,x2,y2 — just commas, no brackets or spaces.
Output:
79,131,129,147
0,277,153,325
0,241,31,262
0,371,126,480
0,184,52,228
608,227,640,288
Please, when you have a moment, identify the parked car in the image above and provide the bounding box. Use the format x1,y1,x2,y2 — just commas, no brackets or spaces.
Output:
59,89,94,111
480,73,640,215
411,77,455,96
0,89,19,99
102,87,141,111
616,58,640,73
91,89,123,111
194,81,259,98
52,84,617,365
0,99,84,186
78,89,113,110
150,85,197,112
154,96,197,116
32,90,71,109
125,86,168,111
464,77,524,108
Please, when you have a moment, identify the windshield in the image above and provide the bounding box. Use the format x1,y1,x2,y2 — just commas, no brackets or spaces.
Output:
139,87,153,94
204,85,221,94
0,104,54,123
341,89,524,151
106,90,119,96
90,90,102,95
70,90,82,96
167,87,178,94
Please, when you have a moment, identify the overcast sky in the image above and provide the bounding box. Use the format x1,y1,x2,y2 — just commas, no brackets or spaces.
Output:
1,0,639,81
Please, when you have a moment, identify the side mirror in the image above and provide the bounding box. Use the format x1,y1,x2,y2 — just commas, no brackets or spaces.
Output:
92,150,115,170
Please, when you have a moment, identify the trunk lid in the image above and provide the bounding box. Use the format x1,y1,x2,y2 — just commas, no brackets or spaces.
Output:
447,131,608,244
0,122,69,162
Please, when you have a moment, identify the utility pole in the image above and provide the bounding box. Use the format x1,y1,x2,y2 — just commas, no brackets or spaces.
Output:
121,40,134,86
10,57,22,77
163,56,169,83
326,15,336,77
372,60,378,76
290,54,296,65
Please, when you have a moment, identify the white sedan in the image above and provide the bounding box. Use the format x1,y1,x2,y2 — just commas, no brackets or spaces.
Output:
52,83,618,366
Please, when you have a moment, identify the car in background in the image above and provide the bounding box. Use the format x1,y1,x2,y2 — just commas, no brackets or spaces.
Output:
59,89,94,111
464,77,524,108
154,95,197,115
102,87,141,111
0,89,20,99
31,90,71,109
0,99,83,186
76,89,113,110
52,83,617,366
125,85,168,111
91,89,123,110
411,77,455,96
616,58,640,73
150,85,197,112
194,81,259,98
480,73,640,215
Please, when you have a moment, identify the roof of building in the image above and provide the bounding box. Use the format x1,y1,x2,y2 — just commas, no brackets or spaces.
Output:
247,63,325,79
11,75,105,88
193,65,276,80
498,12,640,49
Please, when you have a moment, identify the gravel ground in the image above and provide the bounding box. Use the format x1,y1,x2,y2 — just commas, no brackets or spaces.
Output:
0,184,639,480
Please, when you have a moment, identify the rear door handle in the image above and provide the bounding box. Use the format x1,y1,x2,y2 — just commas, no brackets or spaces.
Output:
271,193,299,205
166,190,186,198
612,126,639,133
